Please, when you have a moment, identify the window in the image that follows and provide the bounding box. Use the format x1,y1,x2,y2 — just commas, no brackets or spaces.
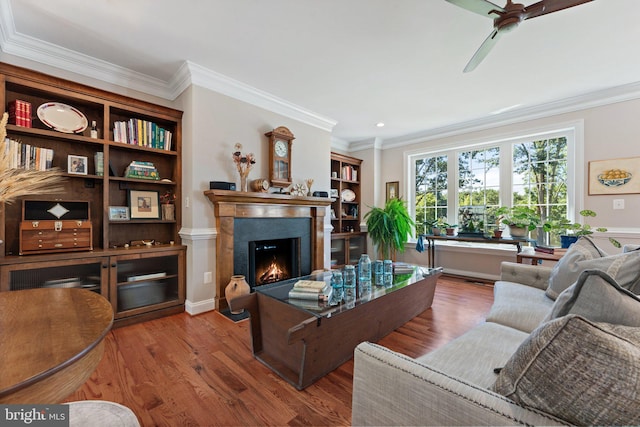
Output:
512,137,568,245
458,147,500,234
408,125,579,245
414,154,447,235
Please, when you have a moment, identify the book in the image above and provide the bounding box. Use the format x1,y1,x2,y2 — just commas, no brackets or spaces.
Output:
535,245,555,254
290,284,329,293
292,280,327,291
288,289,330,301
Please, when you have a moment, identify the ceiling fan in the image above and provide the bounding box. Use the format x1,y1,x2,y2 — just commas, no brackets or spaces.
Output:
446,0,594,72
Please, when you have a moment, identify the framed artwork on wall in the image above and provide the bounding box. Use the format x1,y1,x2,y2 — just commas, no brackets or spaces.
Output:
588,156,640,195
129,190,160,219
386,181,399,202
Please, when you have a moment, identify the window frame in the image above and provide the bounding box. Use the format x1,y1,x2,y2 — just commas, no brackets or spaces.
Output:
405,121,583,241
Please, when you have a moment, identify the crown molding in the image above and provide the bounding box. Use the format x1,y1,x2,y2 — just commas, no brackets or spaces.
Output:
329,136,350,152
381,81,640,150
0,1,170,99
171,61,337,132
0,4,336,133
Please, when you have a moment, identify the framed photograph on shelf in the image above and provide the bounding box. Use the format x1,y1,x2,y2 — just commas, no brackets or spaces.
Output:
67,154,88,175
386,181,399,202
589,156,640,195
128,190,160,219
108,206,130,221
330,188,339,198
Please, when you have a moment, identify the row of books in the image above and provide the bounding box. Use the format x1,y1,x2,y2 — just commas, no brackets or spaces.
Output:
124,160,160,180
287,279,331,301
113,118,173,150
3,138,54,171
8,99,32,128
341,165,358,181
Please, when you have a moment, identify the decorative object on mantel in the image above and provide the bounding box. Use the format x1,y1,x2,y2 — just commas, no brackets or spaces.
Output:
160,190,176,221
265,126,294,188
250,178,270,192
225,275,250,314
291,183,307,196
0,112,64,204
305,178,314,196
232,143,256,192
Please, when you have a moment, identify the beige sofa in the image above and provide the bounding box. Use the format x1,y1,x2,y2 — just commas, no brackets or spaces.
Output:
352,238,640,426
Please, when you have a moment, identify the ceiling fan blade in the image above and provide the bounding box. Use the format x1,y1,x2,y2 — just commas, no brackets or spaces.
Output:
463,29,502,73
445,0,505,18
524,0,594,20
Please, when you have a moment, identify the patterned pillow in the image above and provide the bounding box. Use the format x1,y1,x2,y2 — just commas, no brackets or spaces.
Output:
545,269,640,326
546,236,640,299
492,315,640,426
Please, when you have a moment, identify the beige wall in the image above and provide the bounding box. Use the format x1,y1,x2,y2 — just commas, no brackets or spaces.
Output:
180,84,332,313
371,99,640,278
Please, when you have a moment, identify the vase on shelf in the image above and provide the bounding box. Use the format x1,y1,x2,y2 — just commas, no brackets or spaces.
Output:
239,174,248,192
225,275,250,314
161,204,175,221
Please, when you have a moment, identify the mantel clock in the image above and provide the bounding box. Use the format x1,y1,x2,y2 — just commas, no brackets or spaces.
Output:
265,126,294,188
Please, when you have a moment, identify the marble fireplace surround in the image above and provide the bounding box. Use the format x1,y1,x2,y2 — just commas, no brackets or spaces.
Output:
204,189,332,311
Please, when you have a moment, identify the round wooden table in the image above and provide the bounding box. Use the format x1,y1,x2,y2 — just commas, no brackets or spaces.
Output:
0,288,113,403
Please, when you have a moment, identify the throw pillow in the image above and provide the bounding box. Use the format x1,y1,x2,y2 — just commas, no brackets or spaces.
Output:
545,236,640,299
545,269,640,326
492,315,640,426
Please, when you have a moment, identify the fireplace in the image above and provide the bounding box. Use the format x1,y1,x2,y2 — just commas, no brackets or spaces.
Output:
234,217,311,289
204,189,331,311
250,238,300,287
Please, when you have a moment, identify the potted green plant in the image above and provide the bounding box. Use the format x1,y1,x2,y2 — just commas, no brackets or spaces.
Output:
543,209,620,248
364,198,415,260
425,217,448,236
445,223,457,236
495,206,540,238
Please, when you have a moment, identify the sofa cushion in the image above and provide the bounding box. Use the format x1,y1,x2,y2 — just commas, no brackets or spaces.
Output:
492,315,640,426
486,281,554,333
417,322,529,389
546,236,640,299
545,269,640,326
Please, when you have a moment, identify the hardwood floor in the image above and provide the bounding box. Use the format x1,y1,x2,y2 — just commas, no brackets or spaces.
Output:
65,275,494,426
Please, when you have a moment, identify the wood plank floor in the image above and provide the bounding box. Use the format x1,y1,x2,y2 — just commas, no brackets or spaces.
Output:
65,275,494,426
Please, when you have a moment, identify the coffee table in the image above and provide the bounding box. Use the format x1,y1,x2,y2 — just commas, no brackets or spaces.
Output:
230,264,441,389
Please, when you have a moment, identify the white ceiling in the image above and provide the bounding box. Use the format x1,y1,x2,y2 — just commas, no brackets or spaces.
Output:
2,0,640,146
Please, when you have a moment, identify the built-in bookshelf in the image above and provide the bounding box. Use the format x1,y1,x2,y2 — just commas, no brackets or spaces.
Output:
330,152,366,267
0,62,185,326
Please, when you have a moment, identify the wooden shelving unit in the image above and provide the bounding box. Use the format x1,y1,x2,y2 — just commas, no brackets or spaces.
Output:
330,152,366,267
0,63,185,326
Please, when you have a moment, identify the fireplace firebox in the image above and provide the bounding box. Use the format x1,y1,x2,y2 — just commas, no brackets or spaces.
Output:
249,238,300,287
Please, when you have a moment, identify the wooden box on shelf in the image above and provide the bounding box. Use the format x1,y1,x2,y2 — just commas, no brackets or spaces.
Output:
19,200,92,255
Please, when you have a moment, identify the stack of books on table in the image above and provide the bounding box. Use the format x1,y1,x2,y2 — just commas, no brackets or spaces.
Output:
534,245,555,254
287,280,331,301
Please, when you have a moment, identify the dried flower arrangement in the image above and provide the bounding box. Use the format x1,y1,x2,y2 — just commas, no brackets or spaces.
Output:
232,143,256,191
160,190,176,205
0,112,64,204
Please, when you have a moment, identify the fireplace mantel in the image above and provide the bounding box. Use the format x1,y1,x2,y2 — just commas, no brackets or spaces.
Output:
204,189,332,310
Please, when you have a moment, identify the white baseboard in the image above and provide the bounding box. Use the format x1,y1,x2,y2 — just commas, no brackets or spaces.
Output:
185,298,216,315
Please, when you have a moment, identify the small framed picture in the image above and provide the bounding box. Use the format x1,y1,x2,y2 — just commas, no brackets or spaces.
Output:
128,190,160,219
386,181,399,202
330,188,339,198
108,206,130,221
68,155,88,175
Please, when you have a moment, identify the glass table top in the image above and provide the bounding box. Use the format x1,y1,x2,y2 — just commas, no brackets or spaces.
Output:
254,264,442,319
